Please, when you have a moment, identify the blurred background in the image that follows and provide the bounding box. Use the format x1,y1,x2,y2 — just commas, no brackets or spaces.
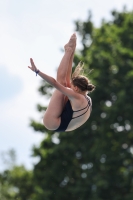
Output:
0,0,133,199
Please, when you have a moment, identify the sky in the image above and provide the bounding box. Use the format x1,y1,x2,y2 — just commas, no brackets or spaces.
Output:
0,0,133,171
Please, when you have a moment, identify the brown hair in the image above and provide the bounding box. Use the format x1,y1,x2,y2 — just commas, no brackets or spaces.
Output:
71,62,95,92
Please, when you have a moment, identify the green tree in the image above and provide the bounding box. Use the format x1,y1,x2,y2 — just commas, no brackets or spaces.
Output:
30,9,133,200
0,150,34,200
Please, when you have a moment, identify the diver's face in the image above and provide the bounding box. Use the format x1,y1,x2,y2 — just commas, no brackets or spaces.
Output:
71,82,78,92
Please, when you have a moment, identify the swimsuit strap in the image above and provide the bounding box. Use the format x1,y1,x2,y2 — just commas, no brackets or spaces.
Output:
72,104,90,119
73,104,89,112
73,96,91,112
72,97,91,119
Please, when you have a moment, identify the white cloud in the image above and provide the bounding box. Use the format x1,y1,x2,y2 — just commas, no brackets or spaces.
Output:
0,65,23,101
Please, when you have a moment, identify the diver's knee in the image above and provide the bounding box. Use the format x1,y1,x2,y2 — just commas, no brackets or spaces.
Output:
43,115,48,128
43,114,54,130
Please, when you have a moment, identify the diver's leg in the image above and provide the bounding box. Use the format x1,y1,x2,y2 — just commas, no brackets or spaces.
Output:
56,33,76,86
43,34,76,130
65,40,76,88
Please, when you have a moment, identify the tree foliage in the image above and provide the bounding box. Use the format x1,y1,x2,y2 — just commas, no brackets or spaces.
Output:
29,9,133,200
1,9,133,200
0,150,34,200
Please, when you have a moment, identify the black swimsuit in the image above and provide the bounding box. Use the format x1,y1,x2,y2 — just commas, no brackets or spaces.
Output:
55,96,91,132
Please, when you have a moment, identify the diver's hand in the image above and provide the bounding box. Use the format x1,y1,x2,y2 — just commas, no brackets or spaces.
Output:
28,58,38,72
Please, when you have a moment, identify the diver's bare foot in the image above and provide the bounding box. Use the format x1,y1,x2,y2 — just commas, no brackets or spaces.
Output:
64,33,76,51
68,33,76,48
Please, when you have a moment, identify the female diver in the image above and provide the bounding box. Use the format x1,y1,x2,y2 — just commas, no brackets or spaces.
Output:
28,33,95,132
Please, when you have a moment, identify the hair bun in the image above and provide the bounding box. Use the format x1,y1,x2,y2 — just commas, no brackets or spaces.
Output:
87,84,95,92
